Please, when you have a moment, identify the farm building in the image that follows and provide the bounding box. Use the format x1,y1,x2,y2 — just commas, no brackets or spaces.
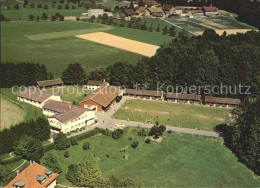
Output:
163,4,175,14
124,9,135,17
204,96,240,107
147,7,164,17
123,88,164,100
202,4,218,15
80,85,121,112
86,80,109,91
88,9,104,18
43,100,96,133
17,89,61,108
37,78,63,89
5,162,58,188
166,93,201,104
135,7,148,16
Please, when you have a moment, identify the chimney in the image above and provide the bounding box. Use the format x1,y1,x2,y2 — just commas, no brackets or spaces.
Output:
30,160,32,165
33,161,36,165
16,170,19,176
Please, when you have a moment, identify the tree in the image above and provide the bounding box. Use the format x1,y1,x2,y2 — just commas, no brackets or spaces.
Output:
156,24,160,32
65,4,70,9
59,15,64,21
149,122,166,139
54,132,70,150
163,25,168,35
70,137,78,145
24,0,28,6
37,3,43,8
36,16,40,21
148,24,153,32
51,15,57,21
130,0,134,9
57,4,62,9
34,117,51,141
13,4,19,10
112,129,123,139
41,13,48,20
42,153,62,173
30,3,35,8
227,97,260,175
131,140,139,148
66,152,103,187
29,14,34,21
169,26,176,37
82,142,90,150
62,63,86,85
44,4,49,10
14,135,44,162
140,23,147,30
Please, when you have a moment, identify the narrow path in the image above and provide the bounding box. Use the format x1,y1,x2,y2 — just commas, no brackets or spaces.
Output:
11,160,27,172
160,18,199,36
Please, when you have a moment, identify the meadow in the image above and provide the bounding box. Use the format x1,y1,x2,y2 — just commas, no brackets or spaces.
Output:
42,127,260,187
113,100,230,131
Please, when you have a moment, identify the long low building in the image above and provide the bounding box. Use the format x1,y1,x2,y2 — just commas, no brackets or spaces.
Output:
37,78,64,89
123,88,164,100
166,93,201,104
17,89,62,108
204,96,240,107
80,85,121,112
43,100,96,133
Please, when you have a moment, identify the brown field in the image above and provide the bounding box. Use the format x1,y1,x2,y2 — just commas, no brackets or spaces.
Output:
76,32,160,57
0,96,25,130
195,29,253,35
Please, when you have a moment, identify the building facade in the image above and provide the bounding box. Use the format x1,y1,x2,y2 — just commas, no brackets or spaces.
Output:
88,9,104,18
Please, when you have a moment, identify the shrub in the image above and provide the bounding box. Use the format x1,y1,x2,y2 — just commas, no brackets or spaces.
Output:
115,95,122,103
64,150,70,158
43,4,48,9
13,4,19,10
54,132,70,150
149,122,166,139
37,3,42,8
145,138,151,144
131,140,139,148
112,129,123,139
82,142,90,150
28,14,34,21
70,137,78,145
51,15,57,21
137,128,148,137
30,3,35,8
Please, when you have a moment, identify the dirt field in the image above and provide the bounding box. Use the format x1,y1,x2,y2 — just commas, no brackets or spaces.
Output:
0,96,25,130
76,32,159,57
195,29,253,35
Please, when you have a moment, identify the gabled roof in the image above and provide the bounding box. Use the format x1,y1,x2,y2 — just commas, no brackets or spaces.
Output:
166,93,201,101
147,7,164,13
87,80,108,86
124,9,135,15
37,79,63,87
202,6,218,12
163,4,174,11
135,7,146,14
80,85,120,108
124,88,163,97
43,100,77,113
5,163,59,188
50,107,89,123
17,89,57,103
205,96,240,105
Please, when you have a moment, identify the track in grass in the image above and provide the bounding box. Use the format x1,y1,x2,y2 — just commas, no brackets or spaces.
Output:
76,32,160,57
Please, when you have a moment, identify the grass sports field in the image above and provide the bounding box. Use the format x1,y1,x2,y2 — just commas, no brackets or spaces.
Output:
0,96,25,130
114,100,230,131
1,20,174,77
42,127,260,187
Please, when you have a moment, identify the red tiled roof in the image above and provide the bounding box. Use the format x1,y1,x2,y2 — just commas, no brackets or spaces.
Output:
135,7,146,14
81,85,120,108
17,89,57,103
5,163,59,188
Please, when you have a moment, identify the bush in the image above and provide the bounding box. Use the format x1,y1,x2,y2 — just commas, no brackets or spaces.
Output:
149,123,166,139
112,129,123,139
43,4,48,10
131,140,139,148
137,128,148,137
115,95,122,103
54,132,70,150
42,153,62,173
64,150,70,158
37,3,42,8
30,3,35,8
82,142,90,150
13,4,19,10
70,137,78,145
145,138,151,144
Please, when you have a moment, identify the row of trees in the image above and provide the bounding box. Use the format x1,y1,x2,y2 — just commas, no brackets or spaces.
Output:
0,63,49,88
0,117,50,154
87,30,260,99
28,13,65,21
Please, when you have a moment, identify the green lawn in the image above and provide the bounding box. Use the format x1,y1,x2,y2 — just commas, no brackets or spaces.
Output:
42,127,260,187
1,21,143,77
44,86,90,105
1,88,43,126
113,100,230,131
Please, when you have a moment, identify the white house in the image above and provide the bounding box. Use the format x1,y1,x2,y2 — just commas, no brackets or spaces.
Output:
88,9,104,18
17,89,61,108
86,80,109,91
43,100,96,133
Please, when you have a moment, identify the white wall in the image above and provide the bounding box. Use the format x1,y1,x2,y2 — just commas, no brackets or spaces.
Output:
17,95,61,108
88,9,104,18
48,110,96,133
47,180,57,188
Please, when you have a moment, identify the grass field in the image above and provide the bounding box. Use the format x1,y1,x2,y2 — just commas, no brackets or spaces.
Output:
1,88,43,128
113,100,230,131
42,127,260,187
0,96,25,130
44,86,90,105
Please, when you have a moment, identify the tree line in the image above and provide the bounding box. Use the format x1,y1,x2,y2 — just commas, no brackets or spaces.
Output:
0,63,49,88
86,30,260,99
0,117,50,154
156,0,260,28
